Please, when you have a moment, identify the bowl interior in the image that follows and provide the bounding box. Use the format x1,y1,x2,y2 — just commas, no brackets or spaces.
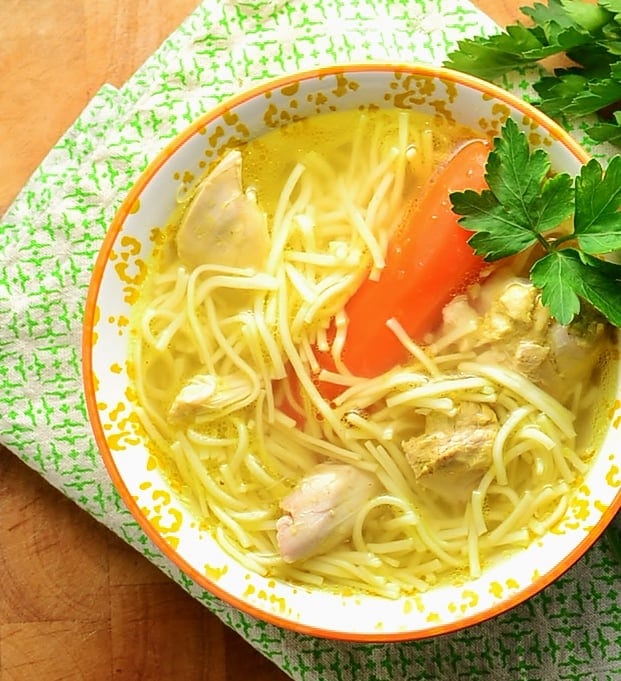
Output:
83,64,621,641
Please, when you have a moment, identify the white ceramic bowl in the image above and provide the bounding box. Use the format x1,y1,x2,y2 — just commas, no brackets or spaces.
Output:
83,64,621,641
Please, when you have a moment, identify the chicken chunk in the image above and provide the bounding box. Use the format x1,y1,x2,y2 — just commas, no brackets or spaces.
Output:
276,463,380,563
168,372,255,420
403,402,498,501
437,274,609,396
539,314,608,400
550,323,592,372
176,149,270,270
478,279,541,343
513,339,550,376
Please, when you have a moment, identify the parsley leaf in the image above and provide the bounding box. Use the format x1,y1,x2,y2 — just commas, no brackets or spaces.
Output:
443,27,556,80
530,250,583,325
486,119,575,232
451,119,574,260
574,155,621,252
540,0,612,33
589,111,621,144
451,188,540,259
450,120,621,327
443,0,621,147
567,251,621,326
533,72,591,118
529,248,621,327
564,77,621,116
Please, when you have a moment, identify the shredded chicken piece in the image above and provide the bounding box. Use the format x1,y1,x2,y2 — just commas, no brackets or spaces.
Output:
276,463,380,563
513,339,550,376
407,269,612,502
168,372,255,420
403,402,498,501
479,279,539,342
499,280,539,321
437,272,609,399
540,317,607,398
176,149,270,270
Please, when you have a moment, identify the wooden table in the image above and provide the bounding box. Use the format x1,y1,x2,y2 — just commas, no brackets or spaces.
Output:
0,1,527,678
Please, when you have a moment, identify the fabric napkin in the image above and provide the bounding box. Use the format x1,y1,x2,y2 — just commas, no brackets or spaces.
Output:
1,1,620,679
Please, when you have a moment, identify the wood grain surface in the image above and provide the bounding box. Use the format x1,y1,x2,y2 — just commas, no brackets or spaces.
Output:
0,1,526,679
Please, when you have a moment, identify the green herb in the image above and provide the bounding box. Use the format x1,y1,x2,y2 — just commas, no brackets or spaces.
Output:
450,119,621,327
443,0,621,146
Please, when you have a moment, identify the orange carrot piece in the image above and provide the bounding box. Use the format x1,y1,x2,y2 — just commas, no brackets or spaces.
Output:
324,138,491,382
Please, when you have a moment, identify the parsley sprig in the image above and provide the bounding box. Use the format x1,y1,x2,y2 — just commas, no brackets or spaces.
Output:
450,119,621,327
444,0,621,146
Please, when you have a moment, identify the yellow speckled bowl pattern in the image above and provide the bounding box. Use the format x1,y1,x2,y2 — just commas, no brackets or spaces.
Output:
83,64,621,641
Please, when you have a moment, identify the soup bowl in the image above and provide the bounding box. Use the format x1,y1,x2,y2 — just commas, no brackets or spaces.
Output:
83,63,621,641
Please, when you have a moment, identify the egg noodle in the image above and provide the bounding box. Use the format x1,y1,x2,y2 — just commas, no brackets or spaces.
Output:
130,110,599,598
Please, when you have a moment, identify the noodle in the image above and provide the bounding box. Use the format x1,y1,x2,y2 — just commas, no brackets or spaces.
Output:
129,107,615,598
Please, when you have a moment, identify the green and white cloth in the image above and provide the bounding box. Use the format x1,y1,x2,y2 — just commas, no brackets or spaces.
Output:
1,1,619,678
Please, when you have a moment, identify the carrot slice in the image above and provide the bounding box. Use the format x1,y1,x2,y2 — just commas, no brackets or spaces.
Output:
320,138,491,384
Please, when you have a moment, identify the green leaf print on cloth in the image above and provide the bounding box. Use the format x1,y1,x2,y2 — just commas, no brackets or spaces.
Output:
0,2,619,680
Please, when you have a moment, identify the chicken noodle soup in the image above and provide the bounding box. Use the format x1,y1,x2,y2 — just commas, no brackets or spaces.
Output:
130,109,616,598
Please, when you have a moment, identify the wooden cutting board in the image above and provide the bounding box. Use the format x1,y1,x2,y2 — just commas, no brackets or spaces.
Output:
0,1,529,678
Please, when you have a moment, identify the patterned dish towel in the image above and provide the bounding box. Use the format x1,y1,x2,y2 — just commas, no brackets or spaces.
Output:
1,1,619,679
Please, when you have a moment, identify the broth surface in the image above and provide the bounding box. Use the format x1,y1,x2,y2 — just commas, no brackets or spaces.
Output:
130,108,617,597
